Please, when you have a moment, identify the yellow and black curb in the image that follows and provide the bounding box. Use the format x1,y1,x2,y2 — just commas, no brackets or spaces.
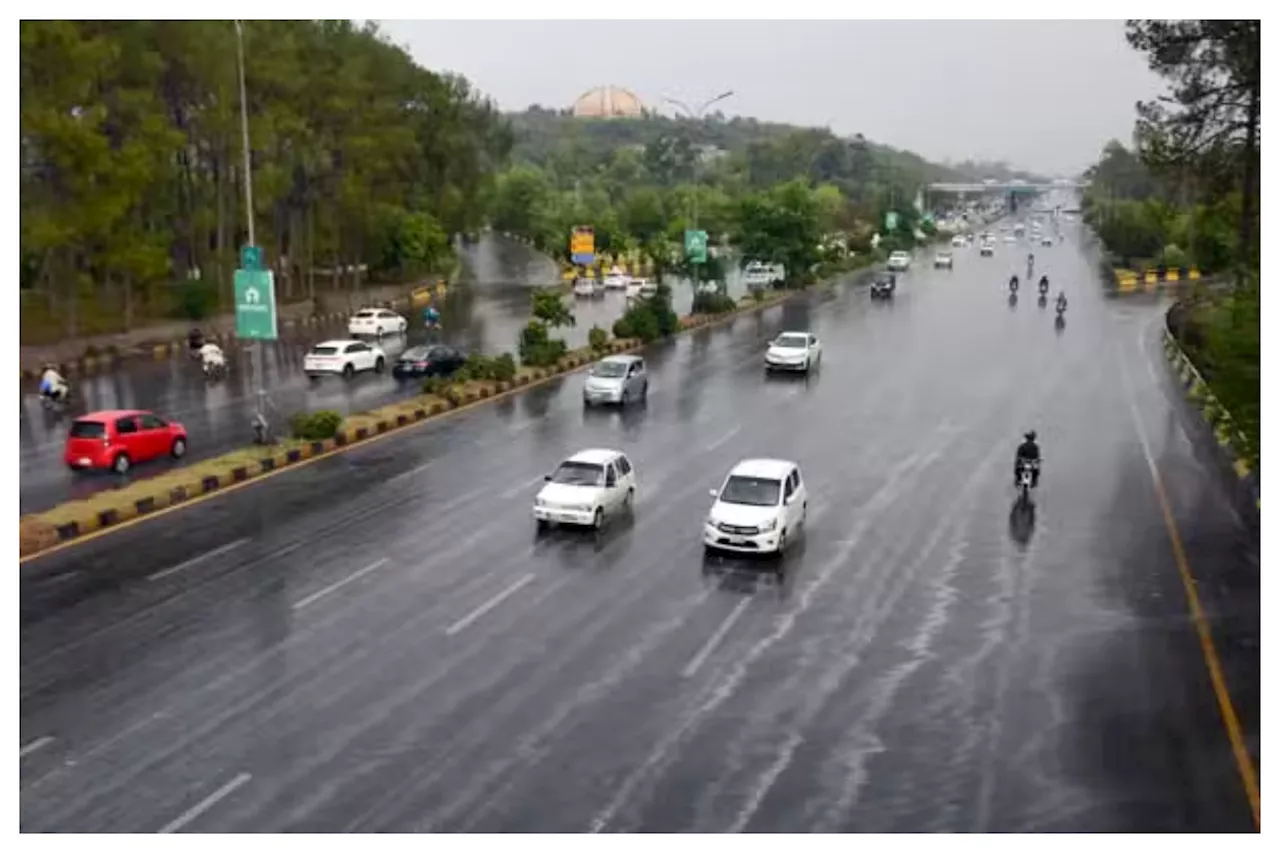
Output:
1114,266,1207,294
17,276,829,561
1161,317,1258,510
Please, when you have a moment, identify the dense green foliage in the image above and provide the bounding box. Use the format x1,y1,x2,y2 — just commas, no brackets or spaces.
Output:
588,325,609,352
613,284,679,343
20,20,510,339
290,409,343,440
691,291,738,315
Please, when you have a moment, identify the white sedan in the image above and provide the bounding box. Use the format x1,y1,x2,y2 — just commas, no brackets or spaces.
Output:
765,331,821,373
304,340,387,381
704,458,808,561
347,308,407,337
534,448,637,531
886,251,911,272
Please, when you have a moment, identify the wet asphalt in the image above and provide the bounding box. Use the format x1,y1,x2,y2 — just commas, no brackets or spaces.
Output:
18,235,745,514
19,220,1259,832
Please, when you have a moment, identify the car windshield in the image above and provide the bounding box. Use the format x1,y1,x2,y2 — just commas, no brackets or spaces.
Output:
774,334,808,349
354,311,374,318
69,420,106,439
401,347,429,360
719,475,782,507
550,461,605,486
593,361,628,378
311,346,338,355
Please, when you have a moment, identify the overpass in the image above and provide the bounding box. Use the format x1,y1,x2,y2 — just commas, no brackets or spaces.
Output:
928,180,1089,192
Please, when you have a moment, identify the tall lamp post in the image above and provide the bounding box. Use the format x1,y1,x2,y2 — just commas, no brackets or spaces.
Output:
664,90,734,294
235,20,267,438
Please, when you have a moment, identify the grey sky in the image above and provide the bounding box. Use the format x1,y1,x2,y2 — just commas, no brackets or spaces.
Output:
377,19,1167,176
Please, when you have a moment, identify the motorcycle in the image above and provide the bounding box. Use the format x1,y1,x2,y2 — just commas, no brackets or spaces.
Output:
1038,279,1049,296
1008,277,1019,294
1016,459,1040,504
40,382,70,411
1038,293,1048,308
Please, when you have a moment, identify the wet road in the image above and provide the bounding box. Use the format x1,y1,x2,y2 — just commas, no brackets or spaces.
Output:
18,235,749,514
19,224,1259,832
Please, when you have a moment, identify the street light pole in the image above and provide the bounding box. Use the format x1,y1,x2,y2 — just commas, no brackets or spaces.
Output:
664,90,734,295
235,20,267,438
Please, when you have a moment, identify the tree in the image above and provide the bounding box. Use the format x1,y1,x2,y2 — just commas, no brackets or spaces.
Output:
1126,20,1260,276
531,287,575,329
733,180,824,286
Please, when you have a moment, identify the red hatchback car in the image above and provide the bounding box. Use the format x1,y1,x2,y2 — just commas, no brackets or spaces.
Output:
64,409,188,475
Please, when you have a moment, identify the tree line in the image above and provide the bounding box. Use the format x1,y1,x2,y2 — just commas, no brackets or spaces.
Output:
21,20,511,339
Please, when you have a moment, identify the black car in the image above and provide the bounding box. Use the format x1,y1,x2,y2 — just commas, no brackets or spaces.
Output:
392,344,466,379
870,275,896,298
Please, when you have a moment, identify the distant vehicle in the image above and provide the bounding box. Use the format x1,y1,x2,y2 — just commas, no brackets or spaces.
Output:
1004,234,1018,244
870,274,896,298
886,251,911,272
392,344,466,380
304,339,386,381
534,448,636,531
1013,223,1026,237
743,261,785,290
934,251,954,270
625,277,657,299
703,458,808,562
603,268,631,290
980,243,995,257
765,331,821,373
65,409,187,475
951,235,968,248
573,278,599,298
348,308,407,337
1041,235,1055,247
583,354,648,407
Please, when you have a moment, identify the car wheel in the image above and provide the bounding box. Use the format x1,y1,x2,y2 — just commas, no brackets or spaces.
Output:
592,507,604,530
623,488,635,512
342,363,355,380
171,438,187,459
112,453,131,475
374,356,385,374
376,325,384,336
535,518,549,534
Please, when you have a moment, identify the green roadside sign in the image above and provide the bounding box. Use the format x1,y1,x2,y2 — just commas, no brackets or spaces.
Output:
684,229,708,265
885,211,900,232
240,245,263,272
234,269,278,340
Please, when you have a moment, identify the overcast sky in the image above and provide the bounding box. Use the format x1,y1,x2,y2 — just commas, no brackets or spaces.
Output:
376,19,1167,176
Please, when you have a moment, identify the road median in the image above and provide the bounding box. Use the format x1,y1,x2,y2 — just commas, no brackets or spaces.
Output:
17,284,812,561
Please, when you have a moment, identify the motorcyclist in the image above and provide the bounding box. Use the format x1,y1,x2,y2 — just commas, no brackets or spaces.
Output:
200,342,226,376
422,304,441,330
1008,274,1019,293
188,327,204,356
1026,253,1035,281
39,363,68,402
1038,274,1050,294
1056,291,1068,313
1015,430,1041,488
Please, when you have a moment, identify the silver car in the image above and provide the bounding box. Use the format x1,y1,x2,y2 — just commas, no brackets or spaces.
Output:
583,354,648,407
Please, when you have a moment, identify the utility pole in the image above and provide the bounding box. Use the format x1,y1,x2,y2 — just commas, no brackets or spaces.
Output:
664,91,734,295
235,20,267,439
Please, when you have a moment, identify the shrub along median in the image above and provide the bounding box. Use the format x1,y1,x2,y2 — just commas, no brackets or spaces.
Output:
16,276,811,559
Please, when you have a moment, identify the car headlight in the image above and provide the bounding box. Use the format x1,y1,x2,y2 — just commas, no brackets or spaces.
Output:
759,518,777,532
535,497,546,508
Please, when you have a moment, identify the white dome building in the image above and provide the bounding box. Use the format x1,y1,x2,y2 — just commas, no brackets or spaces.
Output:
571,85,644,118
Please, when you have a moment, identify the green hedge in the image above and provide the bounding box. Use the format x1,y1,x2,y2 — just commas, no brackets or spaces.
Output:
291,410,344,440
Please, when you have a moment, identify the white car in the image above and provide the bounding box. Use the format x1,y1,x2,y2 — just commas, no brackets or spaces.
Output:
347,308,407,337
534,448,636,531
934,251,954,269
743,261,785,290
626,278,657,299
704,458,808,560
951,235,967,248
886,251,911,272
979,242,995,257
765,331,821,373
603,268,631,290
304,339,387,380
1041,235,1055,247
573,278,599,298
583,354,648,407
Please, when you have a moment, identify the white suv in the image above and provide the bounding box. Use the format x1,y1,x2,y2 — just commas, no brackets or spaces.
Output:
534,449,636,531
704,459,808,562
304,340,387,380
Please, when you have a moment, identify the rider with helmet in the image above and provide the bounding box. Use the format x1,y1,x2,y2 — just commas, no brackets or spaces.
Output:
1026,252,1035,281
1015,430,1041,488
1038,274,1050,295
1056,290,1068,313
39,362,69,402
422,303,441,330
1008,274,1019,293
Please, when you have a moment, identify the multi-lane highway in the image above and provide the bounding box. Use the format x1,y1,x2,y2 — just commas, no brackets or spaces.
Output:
18,235,743,515
19,222,1259,831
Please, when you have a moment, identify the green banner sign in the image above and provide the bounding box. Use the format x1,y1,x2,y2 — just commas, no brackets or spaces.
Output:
884,211,899,232
234,269,278,341
684,229,709,265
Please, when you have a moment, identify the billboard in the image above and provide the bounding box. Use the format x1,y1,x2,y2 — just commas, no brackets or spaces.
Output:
570,226,595,265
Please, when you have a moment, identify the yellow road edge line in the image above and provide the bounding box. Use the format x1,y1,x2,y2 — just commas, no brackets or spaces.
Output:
1146,461,1260,828
17,287,809,565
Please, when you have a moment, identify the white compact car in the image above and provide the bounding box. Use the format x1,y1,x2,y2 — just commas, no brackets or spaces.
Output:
886,251,911,272
304,339,387,380
625,278,657,299
1041,235,1055,247
534,448,637,531
573,278,599,298
934,251,954,269
583,354,648,407
348,308,407,337
603,268,631,290
704,458,808,560
765,332,821,373
951,235,967,248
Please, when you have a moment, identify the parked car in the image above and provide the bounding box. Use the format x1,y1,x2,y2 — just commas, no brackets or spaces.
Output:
304,340,386,381
64,409,188,475
703,458,808,562
583,354,648,407
392,344,466,380
886,251,911,272
934,251,954,269
347,308,407,337
534,448,637,531
765,332,821,373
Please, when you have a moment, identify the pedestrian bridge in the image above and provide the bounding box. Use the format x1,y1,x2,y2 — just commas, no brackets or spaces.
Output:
928,181,1088,193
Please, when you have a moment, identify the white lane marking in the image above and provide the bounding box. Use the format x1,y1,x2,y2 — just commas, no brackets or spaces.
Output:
292,558,390,610
20,736,54,758
704,426,741,452
501,474,547,500
148,539,250,581
445,573,536,636
157,772,252,833
387,460,434,486
682,597,752,678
